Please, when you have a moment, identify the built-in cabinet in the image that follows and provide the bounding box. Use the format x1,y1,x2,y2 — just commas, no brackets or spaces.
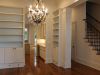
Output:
52,8,71,68
52,9,60,65
0,6,25,69
39,45,46,60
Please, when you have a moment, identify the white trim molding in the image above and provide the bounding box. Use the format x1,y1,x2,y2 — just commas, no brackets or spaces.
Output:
76,57,100,71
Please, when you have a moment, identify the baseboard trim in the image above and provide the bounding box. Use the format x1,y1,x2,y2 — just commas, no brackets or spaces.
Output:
75,57,100,71
0,63,25,69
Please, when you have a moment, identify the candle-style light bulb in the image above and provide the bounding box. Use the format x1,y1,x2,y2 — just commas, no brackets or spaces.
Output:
42,5,44,10
36,4,38,9
29,5,32,11
45,8,48,13
30,5,32,9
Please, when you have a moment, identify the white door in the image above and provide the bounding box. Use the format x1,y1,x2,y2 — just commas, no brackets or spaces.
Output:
0,48,5,63
5,48,14,63
14,48,25,63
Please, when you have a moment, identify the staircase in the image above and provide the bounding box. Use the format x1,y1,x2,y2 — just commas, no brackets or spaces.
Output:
84,13,100,55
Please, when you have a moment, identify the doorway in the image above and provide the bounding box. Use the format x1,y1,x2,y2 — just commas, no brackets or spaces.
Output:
25,22,47,62
71,3,86,63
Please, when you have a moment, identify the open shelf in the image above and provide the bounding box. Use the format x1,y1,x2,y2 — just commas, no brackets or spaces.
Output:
0,20,23,23
0,43,23,48
0,12,23,16
53,34,59,36
0,27,23,29
53,9,60,48
53,40,59,43
53,16,59,20
0,41,23,43
0,35,23,36
0,6,23,15
53,22,59,24
0,6,24,48
53,9,59,16
0,22,23,28
53,29,59,31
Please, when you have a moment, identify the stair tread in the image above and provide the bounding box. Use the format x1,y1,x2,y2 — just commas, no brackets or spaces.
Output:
85,22,100,53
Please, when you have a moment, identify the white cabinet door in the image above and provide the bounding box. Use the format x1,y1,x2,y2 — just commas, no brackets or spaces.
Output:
0,48,4,63
14,48,25,63
40,50,42,58
5,48,14,63
40,46,46,60
42,50,46,60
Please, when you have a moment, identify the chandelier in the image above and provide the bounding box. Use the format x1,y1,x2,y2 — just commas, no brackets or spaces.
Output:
28,0,48,24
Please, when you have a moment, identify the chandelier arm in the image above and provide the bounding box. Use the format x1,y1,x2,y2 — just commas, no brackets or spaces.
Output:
37,0,40,3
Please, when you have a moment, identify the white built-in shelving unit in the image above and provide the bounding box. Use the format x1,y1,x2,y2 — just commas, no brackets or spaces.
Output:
0,6,25,69
52,8,71,68
53,10,59,47
52,9,60,65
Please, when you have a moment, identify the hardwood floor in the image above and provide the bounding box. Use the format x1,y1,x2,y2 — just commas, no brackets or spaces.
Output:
0,53,100,75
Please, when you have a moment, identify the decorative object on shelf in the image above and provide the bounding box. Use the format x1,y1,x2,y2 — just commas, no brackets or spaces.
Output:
28,0,48,24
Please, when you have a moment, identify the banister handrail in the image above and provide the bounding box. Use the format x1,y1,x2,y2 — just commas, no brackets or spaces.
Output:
84,19,100,33
87,13,100,24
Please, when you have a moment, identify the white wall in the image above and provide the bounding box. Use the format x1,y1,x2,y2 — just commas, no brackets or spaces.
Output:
72,3,100,70
0,0,27,7
56,0,86,8
56,0,76,8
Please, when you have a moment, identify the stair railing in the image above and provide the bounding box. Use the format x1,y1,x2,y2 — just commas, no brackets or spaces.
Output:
84,13,100,55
